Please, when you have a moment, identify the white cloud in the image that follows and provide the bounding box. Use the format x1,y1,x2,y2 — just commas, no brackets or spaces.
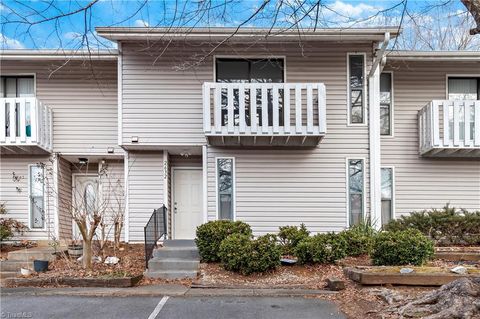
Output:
0,33,24,49
134,19,149,27
329,1,379,18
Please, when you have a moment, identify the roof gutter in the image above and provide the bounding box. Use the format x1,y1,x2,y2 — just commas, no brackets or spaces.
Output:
368,32,390,78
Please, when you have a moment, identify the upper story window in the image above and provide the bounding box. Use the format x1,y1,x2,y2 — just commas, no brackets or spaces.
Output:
380,72,393,136
348,54,365,124
215,58,285,127
0,76,35,98
216,58,284,83
448,77,479,100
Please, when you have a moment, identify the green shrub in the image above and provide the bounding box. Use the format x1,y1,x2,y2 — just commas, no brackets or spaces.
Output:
384,205,480,246
195,220,252,262
340,221,377,257
218,233,281,275
295,233,348,264
277,223,310,256
372,229,434,266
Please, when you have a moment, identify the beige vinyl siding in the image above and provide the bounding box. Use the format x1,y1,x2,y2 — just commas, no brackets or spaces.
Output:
0,155,54,240
120,41,372,148
1,60,119,155
57,157,72,240
127,152,164,242
202,43,373,235
382,61,480,214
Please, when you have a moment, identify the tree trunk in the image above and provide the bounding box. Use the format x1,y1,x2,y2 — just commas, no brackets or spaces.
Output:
462,0,480,34
114,221,123,249
82,238,93,270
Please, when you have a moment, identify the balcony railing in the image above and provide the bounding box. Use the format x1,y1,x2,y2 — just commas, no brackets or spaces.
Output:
418,100,480,157
0,97,53,153
203,82,326,146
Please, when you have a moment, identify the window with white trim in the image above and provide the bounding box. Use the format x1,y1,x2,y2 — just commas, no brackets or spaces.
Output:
29,165,45,229
348,55,365,124
447,77,479,141
380,72,392,136
217,158,234,220
381,167,393,226
348,159,364,226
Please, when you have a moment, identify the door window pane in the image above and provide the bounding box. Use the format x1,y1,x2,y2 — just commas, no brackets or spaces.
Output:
29,165,45,229
380,73,392,135
349,55,365,124
217,158,234,220
381,168,393,226
348,159,364,226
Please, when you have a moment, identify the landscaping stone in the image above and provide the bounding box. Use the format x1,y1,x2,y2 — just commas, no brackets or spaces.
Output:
4,274,143,288
326,277,345,291
450,266,467,274
400,267,414,274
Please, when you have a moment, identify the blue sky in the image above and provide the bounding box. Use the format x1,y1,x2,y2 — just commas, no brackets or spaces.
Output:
0,0,475,50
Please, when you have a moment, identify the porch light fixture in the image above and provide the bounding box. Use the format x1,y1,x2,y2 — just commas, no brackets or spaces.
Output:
180,150,191,158
107,147,114,154
78,158,89,165
131,136,139,143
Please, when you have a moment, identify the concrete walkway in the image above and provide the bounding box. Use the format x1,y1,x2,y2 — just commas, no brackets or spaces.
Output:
1,284,336,297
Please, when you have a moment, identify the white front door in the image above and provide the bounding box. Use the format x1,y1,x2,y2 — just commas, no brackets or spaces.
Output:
72,175,99,239
173,168,203,239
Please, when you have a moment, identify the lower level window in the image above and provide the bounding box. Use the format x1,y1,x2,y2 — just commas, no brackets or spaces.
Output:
381,168,394,226
29,165,45,229
217,158,234,220
348,159,364,226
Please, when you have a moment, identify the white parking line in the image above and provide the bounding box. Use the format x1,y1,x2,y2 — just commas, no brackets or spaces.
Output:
148,296,169,319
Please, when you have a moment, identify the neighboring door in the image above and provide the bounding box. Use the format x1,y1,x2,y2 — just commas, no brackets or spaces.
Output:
72,175,100,239
173,168,203,239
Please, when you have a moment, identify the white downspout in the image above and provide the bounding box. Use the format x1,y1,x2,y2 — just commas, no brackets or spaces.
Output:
368,32,389,229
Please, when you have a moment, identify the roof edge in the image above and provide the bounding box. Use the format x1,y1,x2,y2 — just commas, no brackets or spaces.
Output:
386,50,480,61
0,49,118,60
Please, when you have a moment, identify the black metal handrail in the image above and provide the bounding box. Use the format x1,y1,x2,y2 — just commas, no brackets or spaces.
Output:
144,205,167,268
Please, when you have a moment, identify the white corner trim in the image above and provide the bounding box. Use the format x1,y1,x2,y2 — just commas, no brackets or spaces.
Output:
53,156,60,240
123,151,129,243
202,145,208,223
369,67,382,229
117,42,123,146
214,156,236,221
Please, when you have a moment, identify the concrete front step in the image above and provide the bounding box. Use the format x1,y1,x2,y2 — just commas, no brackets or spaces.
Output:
0,260,32,272
153,246,199,259
148,259,199,272
163,240,196,247
7,249,56,262
145,270,198,279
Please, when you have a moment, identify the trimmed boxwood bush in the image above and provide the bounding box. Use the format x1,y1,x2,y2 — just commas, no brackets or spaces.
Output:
195,220,252,262
372,229,434,266
277,223,310,256
339,222,377,257
295,233,348,264
218,233,281,275
384,205,480,246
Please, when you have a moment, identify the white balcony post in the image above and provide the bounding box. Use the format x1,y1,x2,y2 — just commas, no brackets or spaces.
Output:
453,101,461,147
432,101,440,147
214,86,222,133
203,83,211,133
227,86,234,133
30,99,37,143
464,101,471,147
284,85,291,134
306,84,313,134
272,85,279,133
19,99,26,142
318,83,326,134
443,101,450,147
295,85,302,133
238,84,246,134
250,85,257,133
8,99,16,143
261,86,268,133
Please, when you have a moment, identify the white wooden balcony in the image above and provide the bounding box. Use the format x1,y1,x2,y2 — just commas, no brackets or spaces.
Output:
203,83,326,146
418,100,480,157
0,97,53,154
